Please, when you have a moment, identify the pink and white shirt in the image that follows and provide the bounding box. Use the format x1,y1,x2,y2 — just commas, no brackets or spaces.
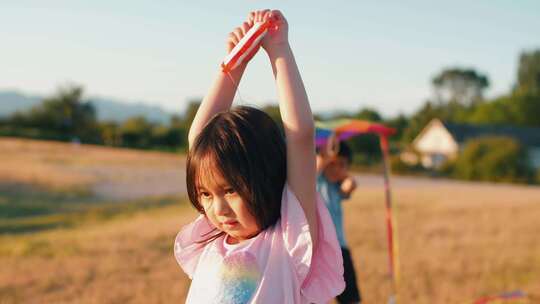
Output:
174,184,345,303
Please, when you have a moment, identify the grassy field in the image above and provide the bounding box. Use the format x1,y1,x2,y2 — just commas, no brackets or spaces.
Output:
1,138,539,303
0,137,185,235
347,178,540,303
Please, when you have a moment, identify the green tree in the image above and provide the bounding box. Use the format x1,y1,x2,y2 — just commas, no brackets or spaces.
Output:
354,108,382,122
165,114,188,149
467,92,540,127
11,85,100,142
450,137,532,183
508,92,540,127
516,49,540,95
183,99,201,130
433,68,489,105
150,125,172,148
120,116,154,148
467,96,513,125
385,113,409,142
99,121,121,146
464,50,540,128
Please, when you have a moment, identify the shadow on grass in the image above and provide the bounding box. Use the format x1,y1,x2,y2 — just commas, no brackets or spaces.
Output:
0,183,94,218
0,183,186,234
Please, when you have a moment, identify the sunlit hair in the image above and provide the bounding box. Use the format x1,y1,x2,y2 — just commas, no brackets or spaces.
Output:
186,106,287,239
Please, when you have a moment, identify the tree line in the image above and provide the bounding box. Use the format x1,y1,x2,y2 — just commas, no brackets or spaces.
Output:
1,49,539,181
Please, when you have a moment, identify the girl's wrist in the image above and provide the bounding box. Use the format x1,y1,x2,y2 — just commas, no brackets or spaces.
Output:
265,42,292,60
220,62,246,81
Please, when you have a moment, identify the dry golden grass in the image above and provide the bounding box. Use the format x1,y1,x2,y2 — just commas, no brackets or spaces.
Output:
1,138,539,303
0,205,196,304
345,179,540,304
1,181,538,303
0,137,184,193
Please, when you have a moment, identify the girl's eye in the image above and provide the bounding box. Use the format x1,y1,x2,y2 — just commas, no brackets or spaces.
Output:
224,188,236,195
199,191,211,199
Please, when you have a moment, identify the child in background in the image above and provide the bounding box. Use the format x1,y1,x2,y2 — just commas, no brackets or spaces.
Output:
174,10,344,303
316,140,362,304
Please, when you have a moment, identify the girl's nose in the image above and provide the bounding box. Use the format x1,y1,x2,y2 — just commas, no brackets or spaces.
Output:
213,196,231,216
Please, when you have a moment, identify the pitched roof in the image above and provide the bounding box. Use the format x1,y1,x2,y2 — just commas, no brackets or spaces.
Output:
442,121,540,147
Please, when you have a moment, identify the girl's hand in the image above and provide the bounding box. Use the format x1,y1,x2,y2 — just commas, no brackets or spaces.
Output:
340,176,357,197
226,21,260,66
248,9,289,54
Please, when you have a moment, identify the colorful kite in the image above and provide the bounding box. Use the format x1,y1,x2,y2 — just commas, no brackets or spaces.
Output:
315,119,395,147
472,290,528,304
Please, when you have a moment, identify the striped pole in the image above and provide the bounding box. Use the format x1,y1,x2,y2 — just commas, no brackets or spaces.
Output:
379,135,400,304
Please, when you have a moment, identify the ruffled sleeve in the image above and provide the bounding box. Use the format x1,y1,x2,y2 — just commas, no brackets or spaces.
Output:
280,184,345,303
173,215,215,279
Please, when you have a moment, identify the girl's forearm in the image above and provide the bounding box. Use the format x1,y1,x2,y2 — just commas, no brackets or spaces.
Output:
268,43,315,140
188,65,246,147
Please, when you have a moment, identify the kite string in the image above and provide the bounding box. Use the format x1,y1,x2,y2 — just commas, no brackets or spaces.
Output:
226,71,246,105
225,69,269,106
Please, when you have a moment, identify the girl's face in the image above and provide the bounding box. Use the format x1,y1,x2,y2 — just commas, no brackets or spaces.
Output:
197,172,260,244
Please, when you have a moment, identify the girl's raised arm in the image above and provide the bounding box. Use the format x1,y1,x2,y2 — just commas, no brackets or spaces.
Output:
258,10,318,245
187,21,260,148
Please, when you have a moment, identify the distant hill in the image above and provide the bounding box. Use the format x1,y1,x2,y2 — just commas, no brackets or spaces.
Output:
88,97,175,124
0,90,175,124
0,91,42,115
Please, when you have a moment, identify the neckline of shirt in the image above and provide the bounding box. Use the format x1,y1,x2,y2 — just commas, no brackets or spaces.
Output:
223,233,258,251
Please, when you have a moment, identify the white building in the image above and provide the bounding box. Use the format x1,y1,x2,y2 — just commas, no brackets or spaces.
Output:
402,118,540,169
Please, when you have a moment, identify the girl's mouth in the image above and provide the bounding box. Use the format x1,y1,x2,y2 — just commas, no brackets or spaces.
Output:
222,220,238,228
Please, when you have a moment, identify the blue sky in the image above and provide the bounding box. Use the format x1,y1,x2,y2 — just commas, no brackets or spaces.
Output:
1,1,539,117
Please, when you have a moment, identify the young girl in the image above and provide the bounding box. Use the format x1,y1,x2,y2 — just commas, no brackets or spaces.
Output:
174,10,345,303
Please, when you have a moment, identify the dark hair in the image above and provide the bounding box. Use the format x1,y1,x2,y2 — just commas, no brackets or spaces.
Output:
338,141,353,164
316,140,353,164
186,106,287,235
